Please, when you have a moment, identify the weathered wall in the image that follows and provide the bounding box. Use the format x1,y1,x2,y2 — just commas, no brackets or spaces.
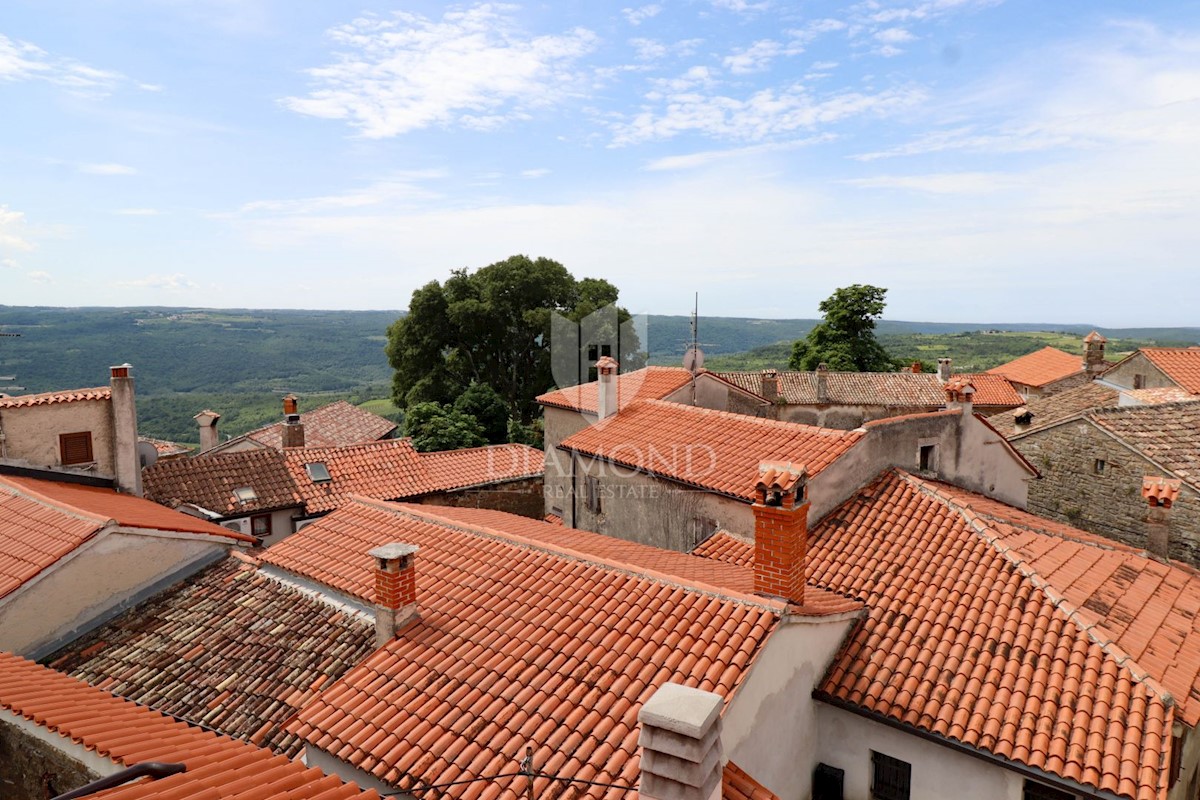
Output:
542,406,595,526
419,476,545,519
0,400,115,476
1011,421,1200,564
1104,353,1176,391
723,614,857,800
1170,723,1200,800
674,375,772,419
1015,370,1090,400
0,531,227,657
814,704,1026,800
0,719,100,800
778,403,942,431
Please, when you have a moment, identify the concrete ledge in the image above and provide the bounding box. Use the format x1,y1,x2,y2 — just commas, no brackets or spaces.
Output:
642,742,722,788
638,683,722,739
638,723,719,763
640,765,721,800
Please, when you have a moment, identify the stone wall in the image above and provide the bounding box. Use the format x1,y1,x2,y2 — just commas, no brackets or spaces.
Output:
1012,421,1200,564
0,720,99,799
421,476,546,519
1103,353,1175,391
777,403,942,430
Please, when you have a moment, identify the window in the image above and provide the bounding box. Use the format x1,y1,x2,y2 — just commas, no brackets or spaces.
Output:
1094,459,1107,475
1133,373,1146,389
305,462,332,482
1022,780,1075,800
251,514,272,537
918,444,936,472
59,431,94,465
588,344,599,360
584,476,602,514
870,752,910,800
692,517,718,546
233,486,258,503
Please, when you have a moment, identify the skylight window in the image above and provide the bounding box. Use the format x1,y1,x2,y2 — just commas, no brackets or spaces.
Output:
233,487,257,503
305,462,331,483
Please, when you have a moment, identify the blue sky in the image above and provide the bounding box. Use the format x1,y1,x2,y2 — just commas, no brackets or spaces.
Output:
2,1,1199,325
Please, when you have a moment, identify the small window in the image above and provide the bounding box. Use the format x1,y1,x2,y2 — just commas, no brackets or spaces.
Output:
584,476,602,514
1023,780,1075,800
59,431,94,465
587,344,599,360
233,486,258,503
600,344,612,358
919,444,936,472
871,752,910,800
251,514,272,537
1093,459,1107,475
1133,374,1145,389
305,462,331,482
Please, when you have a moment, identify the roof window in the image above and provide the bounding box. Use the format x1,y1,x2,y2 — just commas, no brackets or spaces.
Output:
233,487,257,503
305,462,332,483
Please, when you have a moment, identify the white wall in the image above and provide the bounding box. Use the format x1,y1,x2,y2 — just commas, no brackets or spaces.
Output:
0,400,116,477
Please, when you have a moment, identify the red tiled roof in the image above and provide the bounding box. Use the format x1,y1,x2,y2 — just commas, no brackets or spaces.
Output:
1139,348,1200,395
716,370,947,406
1123,387,1197,405
953,372,1023,406
267,499,783,797
1142,476,1182,507
692,531,755,568
143,448,300,516
723,761,780,800
988,382,1120,438
0,652,381,800
0,385,110,408
418,443,543,492
536,366,693,413
0,476,250,598
1088,401,1200,488
811,471,1173,800
560,400,864,501
47,555,376,757
138,436,191,458
222,400,397,452
985,346,1083,388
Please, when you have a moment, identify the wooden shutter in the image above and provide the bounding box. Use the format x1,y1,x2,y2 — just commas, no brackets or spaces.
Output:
59,432,94,465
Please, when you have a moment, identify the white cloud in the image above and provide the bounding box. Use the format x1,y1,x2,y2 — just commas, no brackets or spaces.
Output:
644,135,836,170
26,271,51,283
860,0,1001,25
2,258,18,269
0,205,34,252
282,5,598,137
622,5,662,26
236,172,444,215
114,208,162,216
79,163,138,176
710,0,770,13
629,37,702,63
0,33,125,95
521,168,551,178
843,171,1024,193
723,40,784,75
116,273,197,290
138,82,164,92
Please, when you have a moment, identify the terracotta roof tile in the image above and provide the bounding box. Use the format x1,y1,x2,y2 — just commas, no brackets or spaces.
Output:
0,652,381,800
138,436,192,458
282,439,435,514
417,443,543,492
144,448,301,515
716,371,948,406
1123,387,1198,404
265,499,783,797
1087,401,1200,489
536,366,693,413
46,556,376,757
223,400,397,452
989,382,1120,438
1138,348,1200,394
811,471,1175,800
1142,476,1182,507
560,400,864,501
985,346,1084,388
722,761,780,800
953,373,1024,406
691,531,755,568
0,385,110,408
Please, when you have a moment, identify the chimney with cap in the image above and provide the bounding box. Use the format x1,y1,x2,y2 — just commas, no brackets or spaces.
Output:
760,369,778,404
1143,476,1181,559
370,542,419,647
596,356,619,421
753,463,808,605
815,363,828,404
109,364,142,496
637,682,724,800
943,376,975,416
1083,331,1108,376
281,394,305,448
194,410,221,453
936,357,952,383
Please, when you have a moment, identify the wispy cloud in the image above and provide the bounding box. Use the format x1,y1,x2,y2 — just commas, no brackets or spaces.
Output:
0,205,34,252
710,0,770,14
723,40,784,75
114,208,162,216
116,273,197,290
26,270,51,284
283,5,598,137
2,258,19,269
521,168,551,178
843,171,1024,193
0,33,125,95
79,163,138,176
236,172,444,215
622,5,662,26
644,135,835,170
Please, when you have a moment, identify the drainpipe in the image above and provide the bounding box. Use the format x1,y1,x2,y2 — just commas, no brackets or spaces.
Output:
52,763,186,800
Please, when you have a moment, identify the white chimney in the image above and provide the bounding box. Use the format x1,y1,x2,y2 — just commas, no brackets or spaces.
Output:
194,410,221,454
937,358,952,383
815,363,829,404
596,356,619,420
638,683,724,800
109,364,142,496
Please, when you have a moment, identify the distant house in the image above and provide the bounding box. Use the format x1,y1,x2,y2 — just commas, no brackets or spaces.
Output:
0,472,252,657
0,364,142,494
1101,345,1200,395
984,331,1109,398
197,397,397,454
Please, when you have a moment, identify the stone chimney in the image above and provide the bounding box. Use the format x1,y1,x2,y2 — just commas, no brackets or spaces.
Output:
195,410,221,454
370,542,419,648
1012,409,1034,432
1083,331,1108,376
760,369,778,403
109,364,142,496
943,376,975,415
753,463,808,605
1142,476,1181,559
281,395,305,448
910,361,922,374
815,363,829,404
637,682,724,800
937,357,952,383
596,356,619,421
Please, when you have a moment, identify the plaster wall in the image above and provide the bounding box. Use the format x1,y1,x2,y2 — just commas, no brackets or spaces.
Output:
671,375,772,419
1104,354,1176,392
0,400,115,476
777,403,941,431
722,614,857,800
0,530,227,657
542,406,595,526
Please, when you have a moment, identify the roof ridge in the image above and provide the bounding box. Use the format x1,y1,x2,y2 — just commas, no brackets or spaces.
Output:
896,471,1178,710
351,496,790,613
0,475,113,528
642,398,860,436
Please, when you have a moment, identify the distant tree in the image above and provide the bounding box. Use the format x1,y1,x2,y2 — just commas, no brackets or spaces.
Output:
386,255,638,424
506,417,544,449
403,402,486,452
789,284,894,372
453,383,509,445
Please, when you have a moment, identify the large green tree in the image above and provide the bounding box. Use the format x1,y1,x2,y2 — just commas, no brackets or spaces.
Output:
403,402,487,452
789,284,895,372
386,255,636,424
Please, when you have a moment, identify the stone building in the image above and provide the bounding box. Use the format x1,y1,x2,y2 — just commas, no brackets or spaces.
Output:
1101,345,1200,394
984,331,1109,399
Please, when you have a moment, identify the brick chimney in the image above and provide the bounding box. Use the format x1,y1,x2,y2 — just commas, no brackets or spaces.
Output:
910,361,922,374
637,682,724,800
815,363,829,404
109,364,142,496
596,356,619,421
281,395,304,448
194,410,221,453
760,369,778,403
1083,331,1108,376
943,376,974,415
370,542,419,648
753,463,808,605
936,357,952,383
1142,476,1181,559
